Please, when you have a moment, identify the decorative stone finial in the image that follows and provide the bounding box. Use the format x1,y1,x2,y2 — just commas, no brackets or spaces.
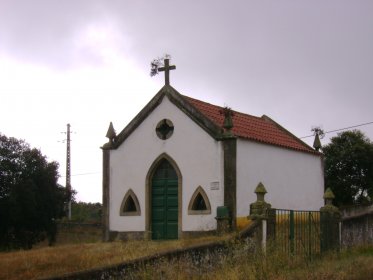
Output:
313,133,322,151
323,187,335,199
221,107,234,137
323,187,335,205
255,182,267,193
255,182,267,202
311,127,324,151
106,122,116,144
320,187,340,215
249,182,271,220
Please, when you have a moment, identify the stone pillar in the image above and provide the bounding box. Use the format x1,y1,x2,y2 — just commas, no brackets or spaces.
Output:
223,138,237,230
215,206,230,235
248,182,272,251
102,148,111,242
102,122,116,242
221,107,237,230
320,188,341,252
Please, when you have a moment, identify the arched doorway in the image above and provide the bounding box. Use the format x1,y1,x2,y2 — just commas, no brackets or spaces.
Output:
150,158,179,239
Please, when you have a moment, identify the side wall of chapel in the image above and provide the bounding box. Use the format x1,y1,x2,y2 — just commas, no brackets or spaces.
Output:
236,138,324,227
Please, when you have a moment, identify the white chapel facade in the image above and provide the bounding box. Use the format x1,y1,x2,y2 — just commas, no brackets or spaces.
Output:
102,60,324,241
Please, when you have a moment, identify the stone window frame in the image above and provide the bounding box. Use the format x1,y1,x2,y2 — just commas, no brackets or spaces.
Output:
120,189,141,216
156,119,174,140
188,186,211,215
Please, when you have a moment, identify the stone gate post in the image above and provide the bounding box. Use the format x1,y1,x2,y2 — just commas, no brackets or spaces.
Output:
320,188,341,252
248,182,273,252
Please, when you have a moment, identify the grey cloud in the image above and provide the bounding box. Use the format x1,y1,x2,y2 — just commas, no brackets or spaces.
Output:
1,0,372,140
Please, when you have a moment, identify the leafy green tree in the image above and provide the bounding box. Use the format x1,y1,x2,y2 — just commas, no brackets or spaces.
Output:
70,202,102,223
0,134,67,250
323,130,373,206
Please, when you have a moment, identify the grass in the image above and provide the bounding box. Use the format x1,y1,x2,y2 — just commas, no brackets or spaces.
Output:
1,224,373,280
0,231,229,280
132,242,373,280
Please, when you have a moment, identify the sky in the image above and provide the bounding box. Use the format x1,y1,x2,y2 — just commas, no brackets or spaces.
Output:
1,0,373,203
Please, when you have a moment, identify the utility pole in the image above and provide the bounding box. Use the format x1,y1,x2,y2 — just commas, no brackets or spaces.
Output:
66,123,72,220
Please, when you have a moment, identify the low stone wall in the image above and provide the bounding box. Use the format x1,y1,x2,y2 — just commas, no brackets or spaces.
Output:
43,221,260,280
56,222,102,244
45,241,228,280
107,229,217,241
341,204,373,247
57,222,102,230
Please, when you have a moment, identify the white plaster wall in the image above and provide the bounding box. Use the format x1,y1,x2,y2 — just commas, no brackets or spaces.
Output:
236,139,324,217
109,96,224,232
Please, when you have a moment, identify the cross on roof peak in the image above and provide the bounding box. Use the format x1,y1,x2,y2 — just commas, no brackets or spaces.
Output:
158,58,176,86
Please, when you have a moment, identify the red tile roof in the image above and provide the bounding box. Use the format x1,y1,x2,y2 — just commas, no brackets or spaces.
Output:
184,96,316,154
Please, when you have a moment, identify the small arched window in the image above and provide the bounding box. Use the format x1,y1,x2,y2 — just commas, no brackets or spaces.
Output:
120,189,141,216
192,193,207,210
188,186,211,215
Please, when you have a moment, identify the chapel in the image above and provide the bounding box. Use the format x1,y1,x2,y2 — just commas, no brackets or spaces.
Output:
102,59,324,241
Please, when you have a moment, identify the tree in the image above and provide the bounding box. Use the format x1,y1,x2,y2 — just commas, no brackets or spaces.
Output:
323,130,373,206
0,133,67,250
69,202,102,223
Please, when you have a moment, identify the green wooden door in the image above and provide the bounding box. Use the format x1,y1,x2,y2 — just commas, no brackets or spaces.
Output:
151,159,178,240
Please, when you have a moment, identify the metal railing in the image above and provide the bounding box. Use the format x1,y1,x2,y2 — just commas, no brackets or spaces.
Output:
268,209,321,257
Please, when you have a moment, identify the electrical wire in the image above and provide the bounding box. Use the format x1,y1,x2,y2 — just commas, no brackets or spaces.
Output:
58,121,373,176
60,172,101,177
300,121,373,139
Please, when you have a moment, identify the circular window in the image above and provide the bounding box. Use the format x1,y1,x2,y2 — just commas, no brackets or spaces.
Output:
156,119,174,140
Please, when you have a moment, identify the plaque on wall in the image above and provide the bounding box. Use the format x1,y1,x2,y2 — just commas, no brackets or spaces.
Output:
210,181,220,190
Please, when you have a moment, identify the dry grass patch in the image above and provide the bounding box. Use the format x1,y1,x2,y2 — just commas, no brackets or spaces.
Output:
0,235,229,280
211,245,373,280
129,243,373,280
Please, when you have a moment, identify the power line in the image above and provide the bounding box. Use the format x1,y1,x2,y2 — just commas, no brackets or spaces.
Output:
60,172,101,177
300,121,373,139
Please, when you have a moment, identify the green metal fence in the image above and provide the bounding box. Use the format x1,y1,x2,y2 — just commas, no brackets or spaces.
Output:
268,209,321,257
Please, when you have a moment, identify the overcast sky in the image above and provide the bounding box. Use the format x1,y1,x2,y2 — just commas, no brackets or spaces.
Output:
1,0,372,202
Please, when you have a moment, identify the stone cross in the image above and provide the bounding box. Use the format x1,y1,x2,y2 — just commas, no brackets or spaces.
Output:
158,58,176,85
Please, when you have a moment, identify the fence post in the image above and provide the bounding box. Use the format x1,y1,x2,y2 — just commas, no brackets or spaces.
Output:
308,212,312,257
248,182,272,253
289,210,295,254
262,219,267,253
320,188,341,253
